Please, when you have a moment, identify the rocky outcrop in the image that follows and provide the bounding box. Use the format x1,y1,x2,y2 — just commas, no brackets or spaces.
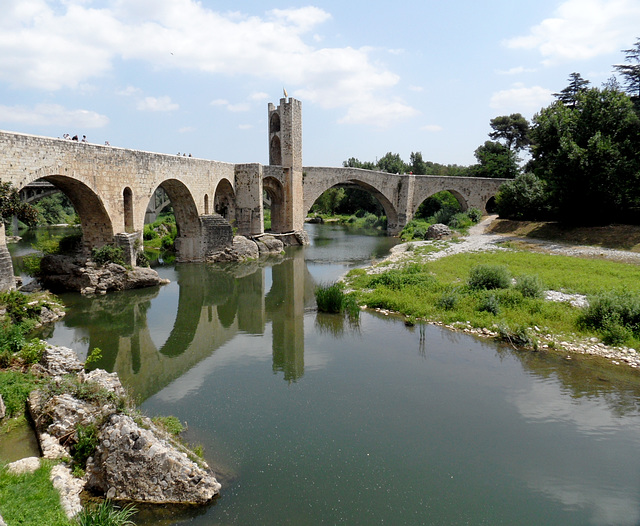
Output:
426,223,452,240
85,414,221,503
207,235,259,262
254,235,285,255
38,255,169,294
27,345,221,506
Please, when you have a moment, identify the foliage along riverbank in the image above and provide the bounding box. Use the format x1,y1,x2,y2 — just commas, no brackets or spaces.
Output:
342,232,640,369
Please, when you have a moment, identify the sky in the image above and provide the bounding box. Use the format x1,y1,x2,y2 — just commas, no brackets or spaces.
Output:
1,0,639,168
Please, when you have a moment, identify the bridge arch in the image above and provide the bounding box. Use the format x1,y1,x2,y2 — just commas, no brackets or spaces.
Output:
411,189,469,218
270,136,282,166
24,175,114,251
123,187,134,233
214,178,235,223
303,174,399,233
151,179,201,261
264,176,285,232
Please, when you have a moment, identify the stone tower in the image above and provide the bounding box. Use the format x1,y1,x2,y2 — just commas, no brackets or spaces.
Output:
267,97,304,232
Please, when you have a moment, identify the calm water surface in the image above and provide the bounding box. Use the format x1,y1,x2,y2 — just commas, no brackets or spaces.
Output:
16,224,640,525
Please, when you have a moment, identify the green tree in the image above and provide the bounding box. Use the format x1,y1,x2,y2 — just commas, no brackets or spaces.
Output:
470,141,519,178
530,87,640,222
488,113,531,153
0,182,39,226
554,72,590,107
376,152,406,174
614,38,640,99
343,157,376,170
409,152,429,175
495,173,549,220
312,187,346,215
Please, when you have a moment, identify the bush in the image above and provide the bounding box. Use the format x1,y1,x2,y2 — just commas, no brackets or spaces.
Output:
91,245,125,266
468,265,512,290
57,232,83,254
579,291,640,338
495,173,549,220
72,423,99,468
437,291,459,310
478,293,500,315
17,339,46,365
467,208,482,223
515,274,545,299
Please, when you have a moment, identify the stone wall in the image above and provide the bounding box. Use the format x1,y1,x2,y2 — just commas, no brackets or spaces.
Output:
0,224,15,291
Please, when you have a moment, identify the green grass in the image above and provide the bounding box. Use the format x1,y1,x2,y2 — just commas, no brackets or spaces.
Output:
0,460,71,526
345,249,640,348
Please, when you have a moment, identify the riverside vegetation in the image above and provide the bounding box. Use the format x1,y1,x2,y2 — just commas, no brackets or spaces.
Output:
0,289,212,525
336,233,640,356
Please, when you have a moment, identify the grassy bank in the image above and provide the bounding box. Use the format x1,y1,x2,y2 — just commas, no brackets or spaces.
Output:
344,247,640,350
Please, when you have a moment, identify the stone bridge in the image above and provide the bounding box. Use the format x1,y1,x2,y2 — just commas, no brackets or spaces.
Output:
0,97,507,289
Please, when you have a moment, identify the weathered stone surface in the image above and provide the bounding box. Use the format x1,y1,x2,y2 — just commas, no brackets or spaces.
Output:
0,394,5,419
50,464,84,518
207,235,259,262
38,255,168,294
27,346,221,506
6,457,40,475
40,345,84,377
426,223,452,240
0,224,15,292
85,414,221,504
254,235,284,255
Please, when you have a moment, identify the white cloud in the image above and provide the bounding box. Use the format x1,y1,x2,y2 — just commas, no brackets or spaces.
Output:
0,103,109,127
504,0,640,65
0,0,414,128
421,124,443,132
338,98,419,127
178,126,195,133
210,99,250,112
238,124,253,130
496,66,536,75
490,84,554,116
249,92,269,101
409,85,424,92
137,96,178,112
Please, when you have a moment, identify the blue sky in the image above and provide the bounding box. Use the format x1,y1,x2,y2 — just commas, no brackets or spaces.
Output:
1,0,639,167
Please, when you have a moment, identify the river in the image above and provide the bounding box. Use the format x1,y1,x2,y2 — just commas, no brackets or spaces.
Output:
9,223,640,525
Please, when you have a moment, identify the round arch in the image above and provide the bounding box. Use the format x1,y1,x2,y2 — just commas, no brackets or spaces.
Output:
411,189,469,218
264,176,285,233
270,136,282,166
27,175,114,252
214,178,236,223
305,179,399,234
153,179,201,261
270,113,281,133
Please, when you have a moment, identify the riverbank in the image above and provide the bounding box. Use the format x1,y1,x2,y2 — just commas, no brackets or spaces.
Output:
347,216,640,370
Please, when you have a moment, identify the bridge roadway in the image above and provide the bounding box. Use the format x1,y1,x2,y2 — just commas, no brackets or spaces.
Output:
0,128,507,264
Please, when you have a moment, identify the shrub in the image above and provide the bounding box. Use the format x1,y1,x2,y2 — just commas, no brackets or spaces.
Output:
495,173,549,220
468,265,512,290
17,339,46,365
478,293,500,315
72,423,99,468
0,291,42,324
579,291,640,335
437,291,459,310
91,245,125,266
467,208,482,223
515,274,545,299
497,324,537,348
0,371,40,418
57,232,83,254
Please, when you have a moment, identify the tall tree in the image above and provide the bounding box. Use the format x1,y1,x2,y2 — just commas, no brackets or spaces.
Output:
614,38,640,99
376,152,406,174
489,113,530,153
470,141,519,179
343,157,376,170
554,72,590,107
409,152,428,175
530,87,640,223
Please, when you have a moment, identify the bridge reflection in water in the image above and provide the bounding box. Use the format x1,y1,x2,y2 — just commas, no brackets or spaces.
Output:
48,247,317,402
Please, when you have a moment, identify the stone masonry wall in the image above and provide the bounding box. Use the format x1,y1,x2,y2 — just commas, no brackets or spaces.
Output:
0,224,15,291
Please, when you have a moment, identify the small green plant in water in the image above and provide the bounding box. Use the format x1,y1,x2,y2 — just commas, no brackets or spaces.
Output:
84,347,103,371
75,500,137,526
